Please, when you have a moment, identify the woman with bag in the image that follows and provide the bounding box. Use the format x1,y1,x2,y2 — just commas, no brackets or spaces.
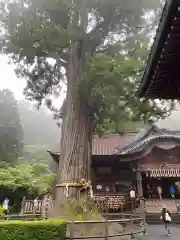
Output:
160,205,172,236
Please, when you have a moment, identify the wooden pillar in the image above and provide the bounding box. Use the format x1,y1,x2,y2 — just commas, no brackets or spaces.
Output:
136,171,143,198
136,171,145,214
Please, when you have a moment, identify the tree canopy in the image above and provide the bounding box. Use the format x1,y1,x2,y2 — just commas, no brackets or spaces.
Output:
0,89,23,164
0,0,171,134
0,0,174,199
0,162,55,211
0,162,55,193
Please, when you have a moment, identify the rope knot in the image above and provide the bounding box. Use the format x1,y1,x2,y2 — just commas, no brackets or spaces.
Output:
79,179,92,191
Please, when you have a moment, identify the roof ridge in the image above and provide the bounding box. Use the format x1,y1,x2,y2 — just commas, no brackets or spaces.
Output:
114,124,162,153
93,132,139,139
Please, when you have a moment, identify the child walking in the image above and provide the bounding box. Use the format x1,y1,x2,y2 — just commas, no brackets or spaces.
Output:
160,205,172,236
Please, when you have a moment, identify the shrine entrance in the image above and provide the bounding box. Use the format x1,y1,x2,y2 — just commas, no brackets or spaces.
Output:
142,173,180,199
141,168,180,199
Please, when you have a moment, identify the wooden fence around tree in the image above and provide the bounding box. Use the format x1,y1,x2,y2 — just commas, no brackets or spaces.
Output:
66,216,146,240
0,215,146,239
18,197,146,239
1,198,146,240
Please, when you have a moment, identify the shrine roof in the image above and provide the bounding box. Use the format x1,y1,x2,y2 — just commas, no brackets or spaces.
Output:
115,125,180,156
48,125,180,163
138,0,180,99
48,133,137,163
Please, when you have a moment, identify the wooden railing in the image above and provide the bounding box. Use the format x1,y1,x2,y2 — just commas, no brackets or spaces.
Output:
20,195,128,216
66,216,146,240
0,214,43,221
20,197,53,218
20,194,142,220
20,200,42,215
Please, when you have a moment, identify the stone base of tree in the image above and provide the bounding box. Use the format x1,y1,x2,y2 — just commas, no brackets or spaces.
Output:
66,222,124,239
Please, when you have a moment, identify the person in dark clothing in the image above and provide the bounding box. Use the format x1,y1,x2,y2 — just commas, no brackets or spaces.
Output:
170,184,175,198
147,184,153,198
160,206,172,236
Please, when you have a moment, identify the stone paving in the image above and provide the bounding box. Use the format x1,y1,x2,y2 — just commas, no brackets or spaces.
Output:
144,225,180,240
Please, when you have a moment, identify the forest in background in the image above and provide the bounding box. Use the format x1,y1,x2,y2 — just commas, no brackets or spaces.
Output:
0,89,57,209
18,100,60,149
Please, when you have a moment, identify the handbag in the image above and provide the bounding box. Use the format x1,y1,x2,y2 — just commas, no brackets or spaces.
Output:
165,212,171,222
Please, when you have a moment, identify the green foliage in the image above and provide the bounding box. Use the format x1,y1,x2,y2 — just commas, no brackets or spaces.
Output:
0,205,5,217
21,144,57,172
59,198,102,221
22,145,50,164
85,41,172,134
0,219,67,240
20,144,57,172
0,163,55,193
0,89,23,164
0,0,170,136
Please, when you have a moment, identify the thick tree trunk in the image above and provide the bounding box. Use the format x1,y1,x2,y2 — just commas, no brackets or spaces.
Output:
56,93,92,201
55,40,93,201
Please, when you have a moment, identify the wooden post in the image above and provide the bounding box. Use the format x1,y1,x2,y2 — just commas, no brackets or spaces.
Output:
141,198,147,236
104,217,109,240
20,197,26,215
131,233,135,239
130,214,134,239
131,199,134,214
136,171,143,199
130,215,133,230
69,222,74,240
120,203,123,213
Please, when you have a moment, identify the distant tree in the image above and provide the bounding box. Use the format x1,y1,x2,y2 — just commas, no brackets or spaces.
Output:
18,100,59,147
0,162,55,193
21,144,56,172
0,0,173,200
0,89,23,164
22,145,49,163
0,162,55,212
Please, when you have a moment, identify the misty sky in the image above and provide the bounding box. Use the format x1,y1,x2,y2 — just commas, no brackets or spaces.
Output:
0,55,25,99
0,54,66,108
1,54,180,130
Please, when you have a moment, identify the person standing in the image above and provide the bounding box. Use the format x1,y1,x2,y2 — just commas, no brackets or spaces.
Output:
157,185,162,200
33,197,38,214
175,181,180,196
160,206,172,236
3,197,9,214
129,186,136,213
170,184,175,199
147,184,153,198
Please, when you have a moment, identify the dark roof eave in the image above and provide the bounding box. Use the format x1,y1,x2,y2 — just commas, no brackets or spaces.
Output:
137,0,178,98
47,150,60,164
116,135,180,155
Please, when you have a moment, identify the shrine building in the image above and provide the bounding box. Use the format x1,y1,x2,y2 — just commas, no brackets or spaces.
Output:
49,0,180,213
49,125,180,213
137,0,180,213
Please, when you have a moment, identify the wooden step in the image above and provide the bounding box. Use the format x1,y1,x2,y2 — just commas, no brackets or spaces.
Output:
145,199,178,213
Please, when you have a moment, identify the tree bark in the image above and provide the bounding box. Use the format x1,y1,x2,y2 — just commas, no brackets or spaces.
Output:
56,93,92,201
55,0,93,203
55,39,93,201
